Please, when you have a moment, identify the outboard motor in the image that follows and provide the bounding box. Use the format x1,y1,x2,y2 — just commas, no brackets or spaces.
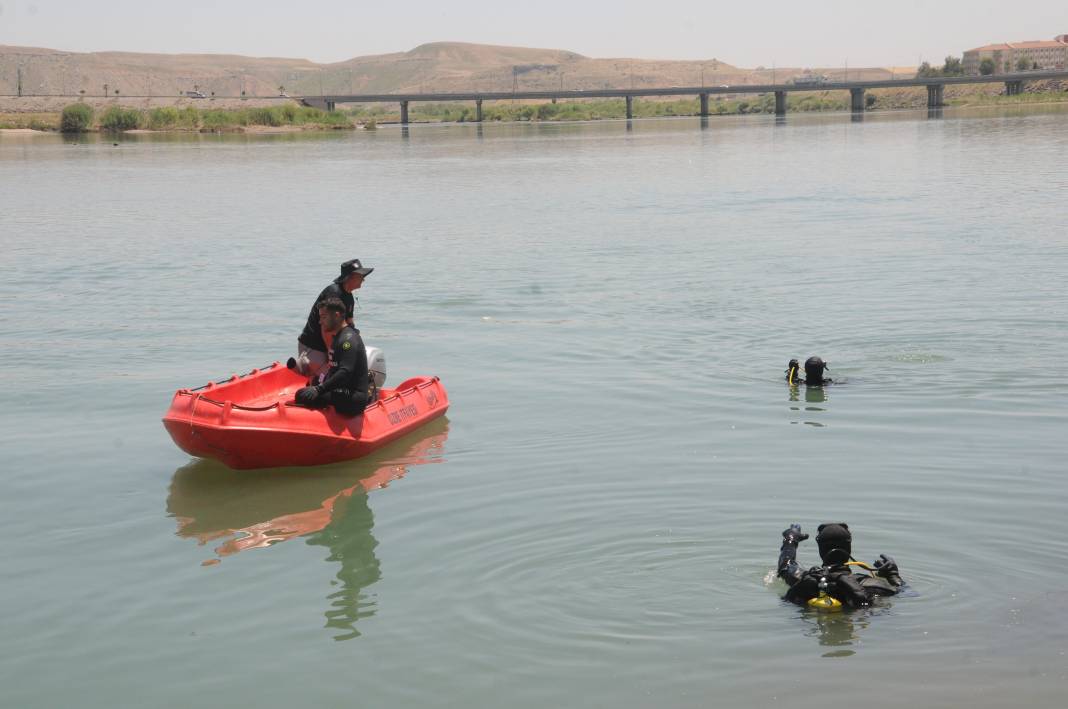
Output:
365,345,387,389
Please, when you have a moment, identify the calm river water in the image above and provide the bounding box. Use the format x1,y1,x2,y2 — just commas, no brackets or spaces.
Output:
2,106,1067,708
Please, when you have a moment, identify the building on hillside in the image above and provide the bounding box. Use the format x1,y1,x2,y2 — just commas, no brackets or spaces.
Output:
963,35,1068,75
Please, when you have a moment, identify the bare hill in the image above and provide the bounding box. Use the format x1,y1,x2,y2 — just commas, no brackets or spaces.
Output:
0,41,897,102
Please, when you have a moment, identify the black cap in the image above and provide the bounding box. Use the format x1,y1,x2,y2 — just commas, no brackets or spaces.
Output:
816,522,851,565
340,259,373,278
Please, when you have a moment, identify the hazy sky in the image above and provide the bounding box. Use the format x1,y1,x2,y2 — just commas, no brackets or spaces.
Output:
1,0,1065,67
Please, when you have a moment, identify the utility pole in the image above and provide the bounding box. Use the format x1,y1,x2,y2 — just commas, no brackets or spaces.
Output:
17,66,22,97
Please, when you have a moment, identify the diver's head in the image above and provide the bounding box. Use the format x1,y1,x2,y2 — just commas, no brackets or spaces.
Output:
786,359,801,383
805,356,827,383
816,522,851,565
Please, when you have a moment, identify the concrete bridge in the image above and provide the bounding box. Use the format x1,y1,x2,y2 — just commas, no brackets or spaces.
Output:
300,70,1068,123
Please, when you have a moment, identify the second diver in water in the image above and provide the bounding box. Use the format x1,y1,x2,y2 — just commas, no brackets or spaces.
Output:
778,523,906,610
785,356,833,386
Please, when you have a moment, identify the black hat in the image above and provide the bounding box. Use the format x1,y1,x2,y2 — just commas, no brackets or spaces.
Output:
816,522,851,565
340,259,373,278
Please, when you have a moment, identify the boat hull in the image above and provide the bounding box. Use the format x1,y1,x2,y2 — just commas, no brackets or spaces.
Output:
162,362,449,469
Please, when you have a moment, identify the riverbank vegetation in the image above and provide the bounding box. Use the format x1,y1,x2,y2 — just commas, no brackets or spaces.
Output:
4,85,1066,134
345,84,1068,123
42,103,356,133
0,111,61,131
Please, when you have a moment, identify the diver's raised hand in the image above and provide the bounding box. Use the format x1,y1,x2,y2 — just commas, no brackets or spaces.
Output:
782,524,809,546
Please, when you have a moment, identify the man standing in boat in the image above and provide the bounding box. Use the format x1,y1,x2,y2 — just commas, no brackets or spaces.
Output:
295,296,370,416
290,259,373,377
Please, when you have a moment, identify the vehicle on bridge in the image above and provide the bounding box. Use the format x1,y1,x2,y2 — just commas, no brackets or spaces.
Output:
184,90,207,99
789,73,828,87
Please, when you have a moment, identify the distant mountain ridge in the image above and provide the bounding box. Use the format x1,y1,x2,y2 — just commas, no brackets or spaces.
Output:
0,41,895,99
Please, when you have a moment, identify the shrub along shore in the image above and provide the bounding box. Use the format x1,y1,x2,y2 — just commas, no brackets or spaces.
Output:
39,103,357,133
352,83,1068,123
2,84,1067,133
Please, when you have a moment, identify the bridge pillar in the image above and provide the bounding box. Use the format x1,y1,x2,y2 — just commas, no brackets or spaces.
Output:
400,100,409,125
699,93,709,117
326,100,336,112
475,99,483,122
625,95,633,119
850,88,865,113
1005,80,1024,96
926,85,944,108
775,91,787,116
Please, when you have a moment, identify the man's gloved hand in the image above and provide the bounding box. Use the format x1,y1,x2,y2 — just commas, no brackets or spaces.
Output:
295,386,321,406
781,524,809,547
873,554,902,583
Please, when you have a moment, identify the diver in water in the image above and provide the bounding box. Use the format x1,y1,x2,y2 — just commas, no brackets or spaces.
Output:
778,523,905,610
785,357,833,386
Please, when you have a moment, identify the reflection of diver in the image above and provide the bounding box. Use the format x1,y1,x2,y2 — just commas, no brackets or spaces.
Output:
167,419,448,639
778,523,906,610
802,608,872,657
785,357,833,386
788,386,828,405
787,380,828,427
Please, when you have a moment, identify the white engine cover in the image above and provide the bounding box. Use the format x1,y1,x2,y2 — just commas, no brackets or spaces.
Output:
365,345,386,388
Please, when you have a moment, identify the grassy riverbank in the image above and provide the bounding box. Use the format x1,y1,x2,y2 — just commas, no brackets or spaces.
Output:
0,112,61,130
1,103,356,132
4,84,1068,133
350,85,1068,122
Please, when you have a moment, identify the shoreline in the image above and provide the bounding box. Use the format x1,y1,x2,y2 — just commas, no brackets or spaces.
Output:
4,91,1067,135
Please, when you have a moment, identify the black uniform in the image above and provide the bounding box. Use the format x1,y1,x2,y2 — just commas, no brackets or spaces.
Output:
777,524,904,608
298,279,355,353
295,325,370,416
785,358,833,386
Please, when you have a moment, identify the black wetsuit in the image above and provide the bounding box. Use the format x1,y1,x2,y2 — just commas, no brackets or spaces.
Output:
299,325,369,416
786,359,833,387
298,279,355,353
777,542,903,608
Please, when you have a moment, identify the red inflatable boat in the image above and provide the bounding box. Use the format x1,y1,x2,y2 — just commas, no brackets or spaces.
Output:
162,362,449,469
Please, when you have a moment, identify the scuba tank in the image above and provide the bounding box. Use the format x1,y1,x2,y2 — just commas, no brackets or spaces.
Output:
807,572,843,612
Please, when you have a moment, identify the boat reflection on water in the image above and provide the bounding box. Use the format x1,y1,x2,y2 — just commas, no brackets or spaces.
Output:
167,417,449,640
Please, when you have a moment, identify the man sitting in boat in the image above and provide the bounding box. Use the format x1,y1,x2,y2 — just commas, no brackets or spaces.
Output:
294,296,370,416
290,259,373,377
784,356,833,386
777,523,906,610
